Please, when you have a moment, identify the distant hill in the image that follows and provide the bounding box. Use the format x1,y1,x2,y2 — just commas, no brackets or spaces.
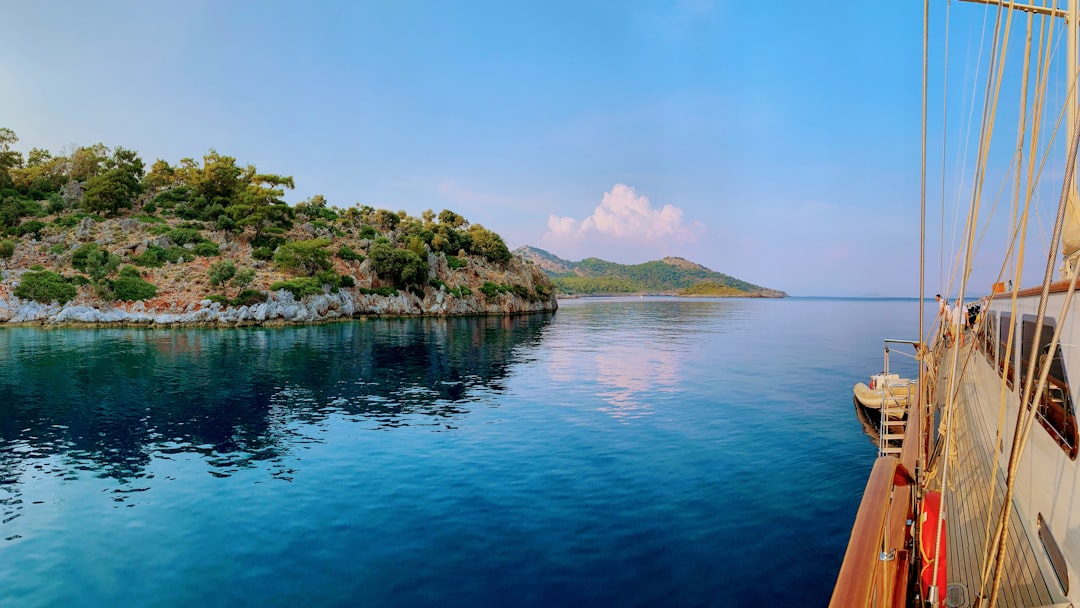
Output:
513,246,787,298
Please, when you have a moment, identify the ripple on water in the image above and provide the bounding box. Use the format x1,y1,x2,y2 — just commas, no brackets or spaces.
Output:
0,298,926,606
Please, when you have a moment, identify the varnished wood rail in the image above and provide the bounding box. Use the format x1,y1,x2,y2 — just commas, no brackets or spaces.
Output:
832,361,926,607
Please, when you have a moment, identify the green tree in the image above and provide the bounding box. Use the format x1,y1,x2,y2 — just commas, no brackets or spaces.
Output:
438,209,467,229
0,239,14,268
273,238,332,276
295,194,336,221
373,208,400,231
26,147,51,168
82,147,145,215
208,259,237,295
406,236,426,258
231,267,256,292
467,224,510,263
0,128,21,188
143,159,176,192
67,143,110,182
369,241,428,288
71,243,120,281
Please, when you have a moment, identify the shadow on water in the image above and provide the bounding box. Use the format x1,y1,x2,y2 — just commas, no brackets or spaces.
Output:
0,315,554,490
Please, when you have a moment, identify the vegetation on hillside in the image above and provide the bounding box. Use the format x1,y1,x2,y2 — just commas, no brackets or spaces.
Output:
514,246,785,297
0,128,549,308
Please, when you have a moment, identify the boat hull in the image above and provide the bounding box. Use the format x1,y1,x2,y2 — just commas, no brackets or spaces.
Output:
852,382,914,416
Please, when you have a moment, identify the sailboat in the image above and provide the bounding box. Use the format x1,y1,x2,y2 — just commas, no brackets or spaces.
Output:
832,2,1080,607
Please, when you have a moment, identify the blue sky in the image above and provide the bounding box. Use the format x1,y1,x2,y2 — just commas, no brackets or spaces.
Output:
3,1,1064,296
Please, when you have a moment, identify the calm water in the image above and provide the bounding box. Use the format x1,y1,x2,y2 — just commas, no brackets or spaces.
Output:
0,297,928,607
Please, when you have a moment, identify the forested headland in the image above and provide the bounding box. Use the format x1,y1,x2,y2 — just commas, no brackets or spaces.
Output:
514,246,786,297
0,128,556,325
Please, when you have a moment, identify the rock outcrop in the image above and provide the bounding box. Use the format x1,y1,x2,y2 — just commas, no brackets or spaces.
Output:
0,285,556,326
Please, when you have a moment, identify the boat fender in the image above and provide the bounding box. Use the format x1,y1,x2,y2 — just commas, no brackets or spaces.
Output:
919,491,947,606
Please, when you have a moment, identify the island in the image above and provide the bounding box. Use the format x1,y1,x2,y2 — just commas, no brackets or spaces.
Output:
514,246,786,298
0,131,557,325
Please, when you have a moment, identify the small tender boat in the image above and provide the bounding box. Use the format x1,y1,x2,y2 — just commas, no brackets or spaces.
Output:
852,373,916,417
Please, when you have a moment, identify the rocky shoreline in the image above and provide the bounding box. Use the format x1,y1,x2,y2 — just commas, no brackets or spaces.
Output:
0,285,556,327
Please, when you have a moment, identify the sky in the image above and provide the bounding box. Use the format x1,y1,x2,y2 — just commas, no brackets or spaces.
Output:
1,1,1070,296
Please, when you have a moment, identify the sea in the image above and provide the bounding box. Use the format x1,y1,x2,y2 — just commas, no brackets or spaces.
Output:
0,296,930,607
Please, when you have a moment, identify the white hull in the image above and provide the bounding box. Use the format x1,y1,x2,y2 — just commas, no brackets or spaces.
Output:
963,290,1080,603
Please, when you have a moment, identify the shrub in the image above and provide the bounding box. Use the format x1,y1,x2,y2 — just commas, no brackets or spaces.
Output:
134,244,189,267
251,234,285,250
231,289,267,306
445,255,467,270
358,286,398,297
134,214,164,224
251,246,274,261
15,270,76,304
339,274,355,288
133,247,164,267
338,244,364,262
70,274,90,285
215,214,237,232
192,241,220,257
49,242,66,256
274,238,332,276
206,294,230,306
110,266,157,301
71,243,120,281
15,220,46,239
0,239,14,264
168,227,204,245
46,193,66,215
270,277,324,299
480,281,501,298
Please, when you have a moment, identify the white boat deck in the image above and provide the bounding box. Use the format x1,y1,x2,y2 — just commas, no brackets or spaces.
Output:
935,345,1056,607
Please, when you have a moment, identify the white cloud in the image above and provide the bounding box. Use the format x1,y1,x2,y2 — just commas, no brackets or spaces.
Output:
545,184,704,244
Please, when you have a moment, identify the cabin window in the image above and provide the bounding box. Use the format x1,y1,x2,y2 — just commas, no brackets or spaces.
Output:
999,312,1013,386
983,313,996,364
1020,317,1078,459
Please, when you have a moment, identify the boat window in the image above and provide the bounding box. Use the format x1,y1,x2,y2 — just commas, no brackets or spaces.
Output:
1020,317,1078,459
999,312,1013,385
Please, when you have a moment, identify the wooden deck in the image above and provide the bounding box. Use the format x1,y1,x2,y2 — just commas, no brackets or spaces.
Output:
935,346,1057,607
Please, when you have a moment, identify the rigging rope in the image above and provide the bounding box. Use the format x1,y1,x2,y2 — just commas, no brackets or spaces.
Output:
985,33,1080,608
935,4,1015,602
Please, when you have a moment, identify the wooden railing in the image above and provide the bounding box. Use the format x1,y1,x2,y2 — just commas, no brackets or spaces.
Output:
831,365,925,607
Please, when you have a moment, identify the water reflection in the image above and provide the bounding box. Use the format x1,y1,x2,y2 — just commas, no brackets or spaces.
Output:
550,299,748,418
0,315,552,492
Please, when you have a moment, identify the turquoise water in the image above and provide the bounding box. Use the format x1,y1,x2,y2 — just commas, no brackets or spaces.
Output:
0,297,927,607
